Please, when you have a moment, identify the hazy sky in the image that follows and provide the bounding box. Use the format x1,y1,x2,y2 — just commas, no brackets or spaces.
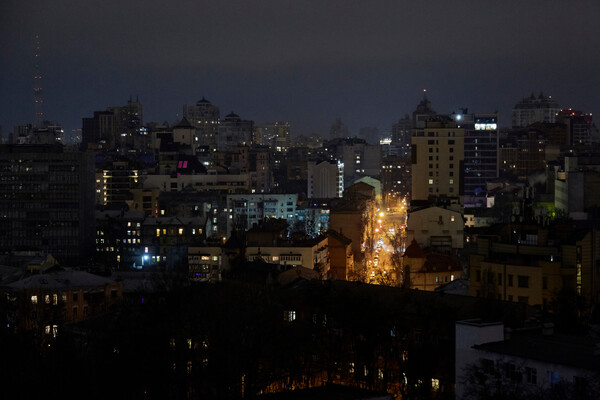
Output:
1,0,599,139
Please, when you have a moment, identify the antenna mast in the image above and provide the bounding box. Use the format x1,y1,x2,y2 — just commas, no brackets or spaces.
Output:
33,34,43,127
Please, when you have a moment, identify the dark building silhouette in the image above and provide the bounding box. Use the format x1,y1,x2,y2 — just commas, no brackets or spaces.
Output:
0,144,95,265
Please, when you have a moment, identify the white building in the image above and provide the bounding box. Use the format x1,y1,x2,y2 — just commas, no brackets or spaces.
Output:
246,236,329,278
307,160,344,199
406,206,464,251
511,93,561,128
455,319,599,399
226,193,298,235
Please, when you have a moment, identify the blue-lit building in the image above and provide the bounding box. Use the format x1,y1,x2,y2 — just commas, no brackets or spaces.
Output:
453,112,499,208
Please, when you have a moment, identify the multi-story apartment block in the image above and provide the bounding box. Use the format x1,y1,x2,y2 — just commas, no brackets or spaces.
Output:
323,137,381,183
307,160,344,199
217,112,253,151
0,144,95,266
294,199,331,237
249,145,273,193
95,210,145,270
455,320,599,400
226,193,297,235
183,97,220,148
96,159,141,208
141,216,208,270
469,223,600,307
411,119,464,208
143,170,250,194
327,229,353,280
380,156,411,204
555,156,600,220
82,98,145,151
402,239,462,290
391,115,412,157
511,93,560,128
405,206,464,251
556,108,596,148
254,121,291,152
188,246,223,282
246,235,330,278
452,113,499,207
329,191,377,263
0,268,122,343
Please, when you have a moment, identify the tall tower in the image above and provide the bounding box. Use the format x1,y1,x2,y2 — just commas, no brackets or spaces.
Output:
33,34,44,127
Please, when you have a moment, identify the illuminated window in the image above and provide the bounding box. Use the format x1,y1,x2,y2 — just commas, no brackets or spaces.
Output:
432,378,440,391
179,228,184,235
45,295,50,304
156,229,160,237
428,179,433,184
284,310,296,322
53,294,58,305
451,216,455,222
31,295,38,304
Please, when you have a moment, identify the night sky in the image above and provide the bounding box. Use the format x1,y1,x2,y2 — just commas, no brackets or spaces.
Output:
1,0,599,139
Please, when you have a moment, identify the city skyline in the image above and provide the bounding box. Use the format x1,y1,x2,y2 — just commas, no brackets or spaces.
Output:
1,0,599,138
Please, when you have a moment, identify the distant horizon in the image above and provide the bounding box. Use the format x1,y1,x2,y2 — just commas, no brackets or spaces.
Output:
2,89,589,144
2,1,598,141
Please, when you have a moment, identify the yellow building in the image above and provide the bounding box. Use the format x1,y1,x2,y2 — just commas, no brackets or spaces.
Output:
411,120,464,206
403,239,462,291
469,225,598,307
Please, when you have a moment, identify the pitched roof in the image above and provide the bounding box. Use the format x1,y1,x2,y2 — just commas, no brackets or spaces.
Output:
3,269,117,291
404,239,425,258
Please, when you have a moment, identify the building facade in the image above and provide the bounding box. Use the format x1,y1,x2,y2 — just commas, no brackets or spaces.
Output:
0,144,95,266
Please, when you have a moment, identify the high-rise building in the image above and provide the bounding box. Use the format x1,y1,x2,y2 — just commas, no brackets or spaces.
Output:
254,121,291,152
511,92,560,128
183,97,220,147
82,110,116,150
391,115,412,157
413,94,437,127
323,138,381,183
307,160,344,199
452,112,499,207
410,118,464,209
556,108,595,148
329,118,349,139
82,98,145,151
0,144,95,265
217,112,253,151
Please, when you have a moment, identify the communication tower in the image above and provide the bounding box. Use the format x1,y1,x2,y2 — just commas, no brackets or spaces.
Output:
33,34,43,127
